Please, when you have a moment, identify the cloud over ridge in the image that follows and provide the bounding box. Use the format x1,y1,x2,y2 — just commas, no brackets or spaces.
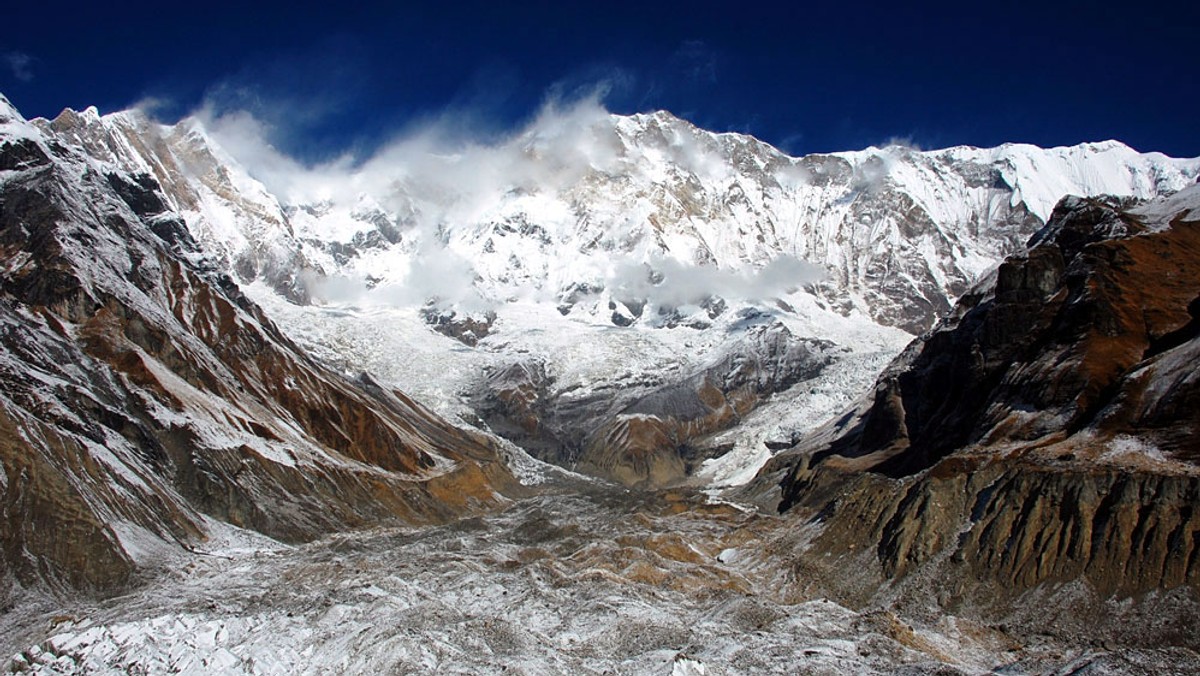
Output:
165,86,825,314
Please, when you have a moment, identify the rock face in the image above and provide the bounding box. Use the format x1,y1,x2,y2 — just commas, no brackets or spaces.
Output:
780,457,1200,604
576,324,834,486
36,106,313,303
0,96,516,593
769,186,1200,609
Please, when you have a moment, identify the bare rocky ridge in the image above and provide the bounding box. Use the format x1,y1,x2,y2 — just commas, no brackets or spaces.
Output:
758,187,1200,646
0,96,517,595
36,106,314,303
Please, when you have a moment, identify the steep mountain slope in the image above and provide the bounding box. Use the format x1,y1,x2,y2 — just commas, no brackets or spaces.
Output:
757,186,1200,631
37,106,307,302
0,95,517,594
33,102,1200,489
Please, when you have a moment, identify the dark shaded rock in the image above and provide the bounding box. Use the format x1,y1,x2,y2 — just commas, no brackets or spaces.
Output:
421,306,497,346
471,359,568,461
106,172,168,218
0,138,50,172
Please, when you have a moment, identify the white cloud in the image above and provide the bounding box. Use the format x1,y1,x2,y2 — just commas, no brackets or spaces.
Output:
882,135,922,151
197,86,625,218
130,95,178,119
306,242,491,314
609,254,824,308
4,52,33,82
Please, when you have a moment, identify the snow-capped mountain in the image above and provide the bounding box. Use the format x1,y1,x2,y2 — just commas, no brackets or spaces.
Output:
32,100,1200,487
5,91,1200,673
40,105,1199,333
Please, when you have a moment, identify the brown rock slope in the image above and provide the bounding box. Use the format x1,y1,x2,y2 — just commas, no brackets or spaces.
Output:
763,188,1200,638
0,96,517,594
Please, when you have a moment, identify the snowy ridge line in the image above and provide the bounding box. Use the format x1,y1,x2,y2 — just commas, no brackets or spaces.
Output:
38,100,1200,329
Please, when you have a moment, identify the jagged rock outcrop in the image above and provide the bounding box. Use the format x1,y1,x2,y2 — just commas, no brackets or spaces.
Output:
420,305,496,346
789,190,1200,478
767,186,1200,611
0,95,517,593
472,359,560,454
35,105,314,302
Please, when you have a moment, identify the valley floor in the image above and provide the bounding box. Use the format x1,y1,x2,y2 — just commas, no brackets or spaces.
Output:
5,477,1196,675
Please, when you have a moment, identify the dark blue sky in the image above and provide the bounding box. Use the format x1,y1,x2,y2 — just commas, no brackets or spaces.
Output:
2,1,1197,162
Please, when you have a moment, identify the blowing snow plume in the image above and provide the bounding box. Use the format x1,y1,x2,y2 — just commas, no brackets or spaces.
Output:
195,90,623,219
174,89,830,318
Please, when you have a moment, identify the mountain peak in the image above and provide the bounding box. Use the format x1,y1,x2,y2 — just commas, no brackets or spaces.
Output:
0,92,21,122
1080,139,1133,152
